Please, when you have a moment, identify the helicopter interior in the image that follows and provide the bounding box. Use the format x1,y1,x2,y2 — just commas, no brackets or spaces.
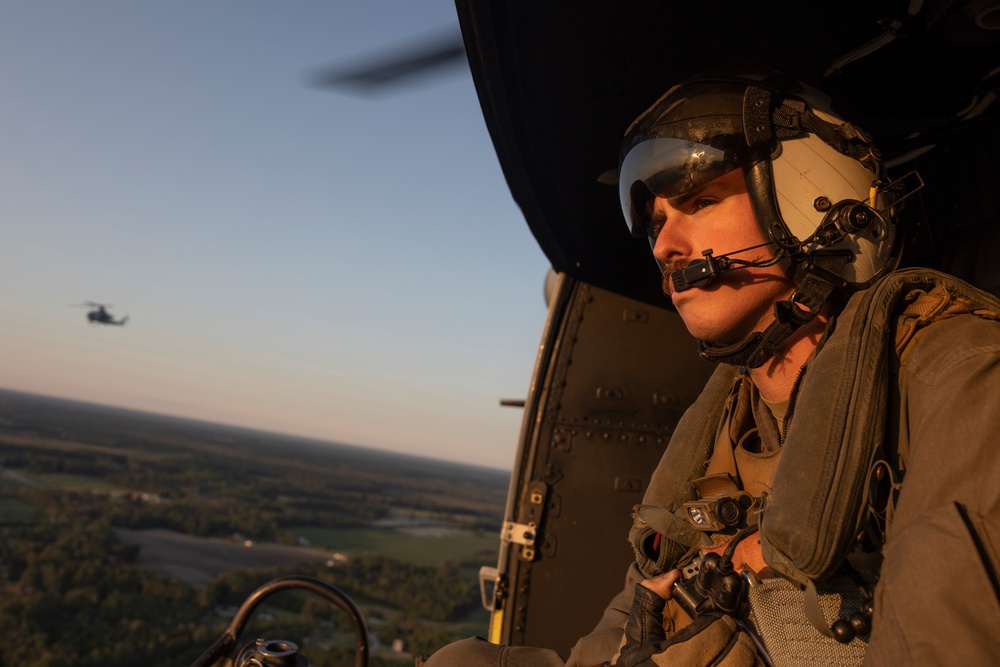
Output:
449,0,1000,657
199,1,1000,663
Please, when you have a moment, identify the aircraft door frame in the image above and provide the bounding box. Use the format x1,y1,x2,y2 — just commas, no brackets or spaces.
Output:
483,271,713,657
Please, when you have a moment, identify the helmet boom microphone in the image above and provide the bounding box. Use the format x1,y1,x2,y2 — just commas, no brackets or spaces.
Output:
670,243,785,292
671,249,731,292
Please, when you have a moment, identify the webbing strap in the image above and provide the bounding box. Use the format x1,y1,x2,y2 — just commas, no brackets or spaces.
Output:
803,580,836,639
635,504,712,550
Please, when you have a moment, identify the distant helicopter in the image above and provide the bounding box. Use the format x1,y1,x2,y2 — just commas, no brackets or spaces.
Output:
79,302,129,326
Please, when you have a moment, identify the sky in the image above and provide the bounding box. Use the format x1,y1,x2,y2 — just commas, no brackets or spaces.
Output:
0,1,553,471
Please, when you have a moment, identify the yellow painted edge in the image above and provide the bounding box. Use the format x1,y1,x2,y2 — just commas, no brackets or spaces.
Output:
488,608,504,644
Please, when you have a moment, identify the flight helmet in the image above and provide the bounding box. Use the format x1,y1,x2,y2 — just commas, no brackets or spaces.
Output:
617,67,902,367
618,68,900,289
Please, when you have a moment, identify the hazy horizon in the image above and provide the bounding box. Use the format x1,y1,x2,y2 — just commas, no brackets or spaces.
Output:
0,386,516,475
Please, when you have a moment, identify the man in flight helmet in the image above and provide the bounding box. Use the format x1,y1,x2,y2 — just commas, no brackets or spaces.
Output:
421,67,1000,667
607,67,1000,666
618,67,898,369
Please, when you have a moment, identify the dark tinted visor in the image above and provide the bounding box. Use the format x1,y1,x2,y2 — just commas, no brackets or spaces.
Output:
619,137,741,239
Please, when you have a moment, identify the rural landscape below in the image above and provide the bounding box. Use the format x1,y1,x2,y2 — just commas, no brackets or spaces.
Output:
0,388,510,667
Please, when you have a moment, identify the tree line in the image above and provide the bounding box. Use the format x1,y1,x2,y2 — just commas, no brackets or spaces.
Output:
1,432,505,539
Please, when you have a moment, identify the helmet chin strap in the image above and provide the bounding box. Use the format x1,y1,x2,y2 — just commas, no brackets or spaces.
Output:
697,252,850,368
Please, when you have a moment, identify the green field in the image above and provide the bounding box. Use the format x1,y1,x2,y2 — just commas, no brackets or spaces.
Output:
0,468,41,489
0,497,41,524
294,526,500,567
35,472,128,491
1,468,127,492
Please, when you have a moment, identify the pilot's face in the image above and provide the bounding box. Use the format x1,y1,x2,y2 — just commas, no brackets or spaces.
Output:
650,169,795,345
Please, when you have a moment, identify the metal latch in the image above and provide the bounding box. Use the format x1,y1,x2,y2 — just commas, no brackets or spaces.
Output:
502,521,538,547
507,479,550,561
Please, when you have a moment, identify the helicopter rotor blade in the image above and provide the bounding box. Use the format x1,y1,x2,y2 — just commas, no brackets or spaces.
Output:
309,32,467,94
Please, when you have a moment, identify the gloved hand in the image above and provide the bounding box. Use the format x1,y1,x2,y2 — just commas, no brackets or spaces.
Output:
612,572,760,667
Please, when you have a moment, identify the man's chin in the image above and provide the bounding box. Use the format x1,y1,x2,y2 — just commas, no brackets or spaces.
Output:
680,316,755,348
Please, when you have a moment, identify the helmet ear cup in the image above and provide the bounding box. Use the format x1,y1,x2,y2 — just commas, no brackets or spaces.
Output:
769,134,897,287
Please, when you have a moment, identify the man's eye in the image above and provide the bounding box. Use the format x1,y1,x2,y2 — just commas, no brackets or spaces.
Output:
693,198,716,211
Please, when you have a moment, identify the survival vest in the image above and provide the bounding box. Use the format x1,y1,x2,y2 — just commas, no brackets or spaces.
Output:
628,268,1000,661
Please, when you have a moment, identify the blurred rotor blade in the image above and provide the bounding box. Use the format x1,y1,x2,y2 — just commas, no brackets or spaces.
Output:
310,32,467,94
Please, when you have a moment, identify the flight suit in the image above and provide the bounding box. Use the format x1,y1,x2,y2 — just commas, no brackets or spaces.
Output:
424,268,1000,666
570,268,1000,666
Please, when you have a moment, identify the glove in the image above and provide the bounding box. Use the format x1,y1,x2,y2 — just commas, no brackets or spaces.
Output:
613,581,760,667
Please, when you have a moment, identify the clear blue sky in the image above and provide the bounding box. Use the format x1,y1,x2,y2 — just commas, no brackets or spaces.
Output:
0,1,552,470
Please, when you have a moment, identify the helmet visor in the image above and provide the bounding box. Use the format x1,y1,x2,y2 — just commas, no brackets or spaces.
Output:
619,137,741,239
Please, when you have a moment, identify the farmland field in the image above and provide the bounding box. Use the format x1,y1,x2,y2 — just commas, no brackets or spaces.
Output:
0,388,510,666
294,525,499,566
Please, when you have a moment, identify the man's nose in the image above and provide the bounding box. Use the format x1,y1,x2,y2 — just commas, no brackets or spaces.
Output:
651,209,688,263
651,231,671,263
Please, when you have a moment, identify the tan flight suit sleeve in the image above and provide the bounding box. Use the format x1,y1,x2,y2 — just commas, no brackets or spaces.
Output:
864,314,1000,665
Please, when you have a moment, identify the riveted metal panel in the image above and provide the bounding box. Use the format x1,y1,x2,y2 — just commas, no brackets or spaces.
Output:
490,273,713,656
